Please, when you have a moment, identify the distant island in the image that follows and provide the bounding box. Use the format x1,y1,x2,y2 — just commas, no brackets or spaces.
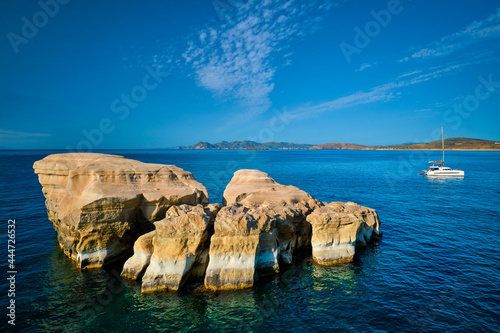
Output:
310,143,372,150
176,138,500,150
373,137,500,150
179,141,313,150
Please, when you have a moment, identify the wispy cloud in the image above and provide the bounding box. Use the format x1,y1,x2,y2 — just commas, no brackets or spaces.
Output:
288,63,464,119
183,0,335,118
0,129,51,139
289,84,395,119
355,62,377,72
404,64,462,85
396,69,422,79
401,8,500,62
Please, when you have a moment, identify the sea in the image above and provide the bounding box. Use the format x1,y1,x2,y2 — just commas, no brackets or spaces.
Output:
0,149,499,332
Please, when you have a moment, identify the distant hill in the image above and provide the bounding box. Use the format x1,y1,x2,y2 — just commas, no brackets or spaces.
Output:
176,138,500,150
261,142,312,149
178,141,312,150
376,137,500,150
310,143,371,150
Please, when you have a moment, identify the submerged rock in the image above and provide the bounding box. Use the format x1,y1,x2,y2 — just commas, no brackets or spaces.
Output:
33,153,208,269
307,202,382,265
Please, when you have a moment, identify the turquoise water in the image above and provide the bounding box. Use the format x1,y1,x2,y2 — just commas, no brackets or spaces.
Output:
1,150,499,332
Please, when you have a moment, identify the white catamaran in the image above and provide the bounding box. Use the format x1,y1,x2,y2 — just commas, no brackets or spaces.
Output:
423,127,464,177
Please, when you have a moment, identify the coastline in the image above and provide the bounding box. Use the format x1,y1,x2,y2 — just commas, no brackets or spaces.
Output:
179,148,500,151
2,148,499,152
373,148,500,151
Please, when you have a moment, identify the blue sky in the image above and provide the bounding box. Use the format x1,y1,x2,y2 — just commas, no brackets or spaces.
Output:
1,0,500,149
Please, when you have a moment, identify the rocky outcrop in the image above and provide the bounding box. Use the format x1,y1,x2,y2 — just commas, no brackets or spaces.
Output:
307,202,382,265
121,204,220,292
223,169,318,207
204,203,280,291
33,153,208,269
204,170,322,290
34,154,384,292
222,170,318,264
121,231,155,280
203,170,382,290
326,202,382,246
140,204,221,293
271,202,314,264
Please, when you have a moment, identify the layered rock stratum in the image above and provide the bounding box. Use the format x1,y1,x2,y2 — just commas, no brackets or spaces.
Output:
222,170,319,261
204,170,314,290
204,203,280,290
307,202,381,265
140,204,221,293
33,153,208,269
34,154,382,292
223,169,318,207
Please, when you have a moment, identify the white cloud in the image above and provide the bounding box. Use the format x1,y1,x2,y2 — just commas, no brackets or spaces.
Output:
289,84,395,119
288,63,464,119
396,70,422,79
404,64,461,85
183,0,336,117
0,129,51,138
402,8,500,62
355,62,376,72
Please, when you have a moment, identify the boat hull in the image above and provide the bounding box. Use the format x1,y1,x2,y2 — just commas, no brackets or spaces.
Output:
423,127,464,177
424,171,464,177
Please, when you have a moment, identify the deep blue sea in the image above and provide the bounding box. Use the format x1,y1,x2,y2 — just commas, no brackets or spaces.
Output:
1,149,499,332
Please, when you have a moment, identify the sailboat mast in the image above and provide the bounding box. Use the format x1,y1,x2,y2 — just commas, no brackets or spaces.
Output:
441,126,444,163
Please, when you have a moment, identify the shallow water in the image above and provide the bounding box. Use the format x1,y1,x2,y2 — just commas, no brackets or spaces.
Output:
1,149,499,332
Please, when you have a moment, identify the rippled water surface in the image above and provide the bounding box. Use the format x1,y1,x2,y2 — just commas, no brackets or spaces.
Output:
1,149,499,332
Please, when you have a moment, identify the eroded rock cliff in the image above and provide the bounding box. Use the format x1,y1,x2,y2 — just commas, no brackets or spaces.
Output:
204,170,320,290
33,153,208,269
141,204,221,293
34,154,383,292
204,203,280,290
307,202,382,265
223,169,318,207
121,230,155,280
